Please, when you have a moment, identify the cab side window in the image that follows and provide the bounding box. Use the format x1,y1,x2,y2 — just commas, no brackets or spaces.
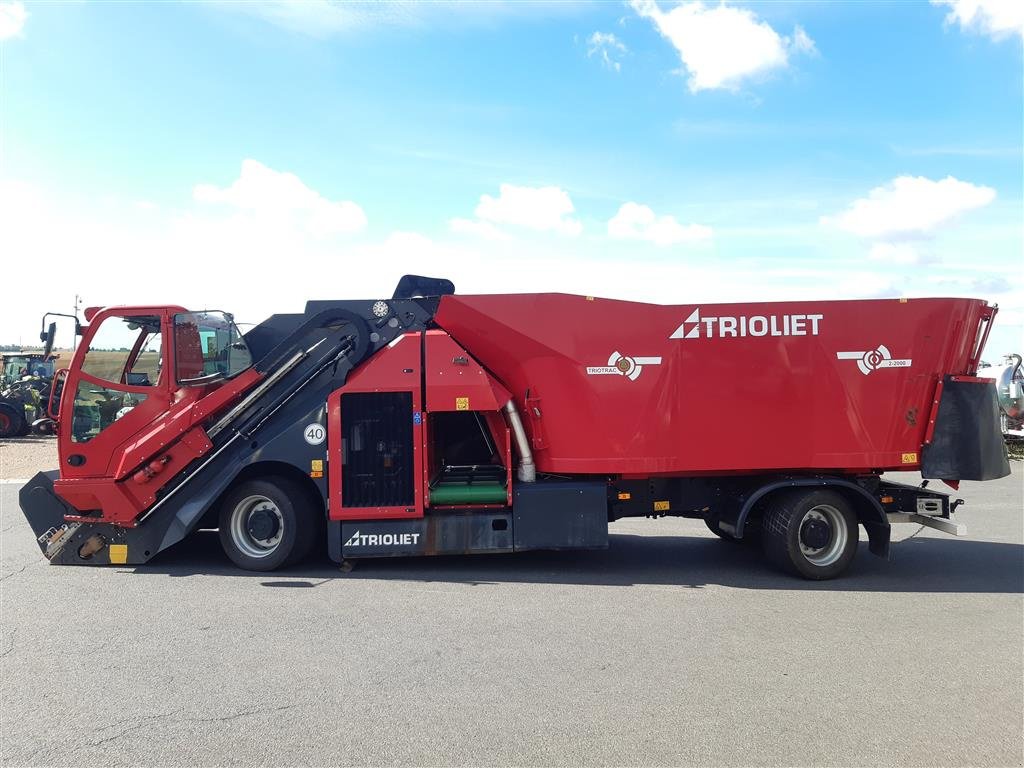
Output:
174,312,252,383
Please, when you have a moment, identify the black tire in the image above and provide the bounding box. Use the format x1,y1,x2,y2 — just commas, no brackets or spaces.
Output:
217,477,319,572
761,489,858,580
0,403,25,439
704,517,738,541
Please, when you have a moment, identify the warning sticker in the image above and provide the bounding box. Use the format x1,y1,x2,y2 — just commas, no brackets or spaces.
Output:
901,452,918,464
455,397,469,411
653,500,670,512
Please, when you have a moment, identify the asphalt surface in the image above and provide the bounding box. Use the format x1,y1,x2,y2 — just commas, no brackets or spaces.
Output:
1,467,1022,767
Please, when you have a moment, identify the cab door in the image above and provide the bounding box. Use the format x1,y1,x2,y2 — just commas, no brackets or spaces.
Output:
59,308,178,479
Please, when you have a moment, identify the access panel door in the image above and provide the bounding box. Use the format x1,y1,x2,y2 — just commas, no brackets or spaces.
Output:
327,332,424,520
341,391,416,509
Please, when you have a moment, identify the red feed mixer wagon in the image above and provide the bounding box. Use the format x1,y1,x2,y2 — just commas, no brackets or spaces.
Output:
19,275,1010,579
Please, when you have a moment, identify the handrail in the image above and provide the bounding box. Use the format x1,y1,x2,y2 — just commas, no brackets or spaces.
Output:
967,305,998,375
47,368,68,420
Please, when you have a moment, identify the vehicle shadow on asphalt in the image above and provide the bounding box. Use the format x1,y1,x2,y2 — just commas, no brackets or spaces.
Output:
136,530,1024,593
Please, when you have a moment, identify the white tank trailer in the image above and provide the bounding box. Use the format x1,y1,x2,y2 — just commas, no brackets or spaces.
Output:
978,353,1024,439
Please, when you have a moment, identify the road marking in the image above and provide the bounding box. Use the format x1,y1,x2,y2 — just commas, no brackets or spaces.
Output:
0,479,28,484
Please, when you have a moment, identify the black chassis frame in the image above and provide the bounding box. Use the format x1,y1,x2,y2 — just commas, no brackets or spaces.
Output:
607,473,956,560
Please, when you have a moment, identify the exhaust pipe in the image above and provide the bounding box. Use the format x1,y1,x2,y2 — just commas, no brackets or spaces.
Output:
505,399,536,483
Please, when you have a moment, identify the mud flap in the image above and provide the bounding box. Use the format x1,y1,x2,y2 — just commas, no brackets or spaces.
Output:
862,520,891,560
922,377,1010,482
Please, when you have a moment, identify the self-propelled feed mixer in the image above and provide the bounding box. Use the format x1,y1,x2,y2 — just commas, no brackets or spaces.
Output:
19,276,1010,579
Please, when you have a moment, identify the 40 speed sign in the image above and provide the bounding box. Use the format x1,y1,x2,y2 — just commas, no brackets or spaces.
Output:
303,423,326,445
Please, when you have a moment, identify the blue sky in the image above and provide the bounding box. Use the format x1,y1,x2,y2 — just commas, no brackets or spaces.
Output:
0,0,1021,356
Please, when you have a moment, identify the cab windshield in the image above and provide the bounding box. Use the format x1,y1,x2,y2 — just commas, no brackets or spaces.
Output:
174,311,252,384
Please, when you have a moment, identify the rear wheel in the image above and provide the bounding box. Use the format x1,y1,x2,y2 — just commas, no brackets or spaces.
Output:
218,478,319,571
0,402,25,438
762,489,858,580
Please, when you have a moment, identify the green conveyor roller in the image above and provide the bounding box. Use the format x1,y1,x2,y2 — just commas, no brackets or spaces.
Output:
429,482,507,505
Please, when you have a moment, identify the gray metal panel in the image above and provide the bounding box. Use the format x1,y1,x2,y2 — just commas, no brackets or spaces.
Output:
512,481,608,551
341,512,513,558
327,520,343,562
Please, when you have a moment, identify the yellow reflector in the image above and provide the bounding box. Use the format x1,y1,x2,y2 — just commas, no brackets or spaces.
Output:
617,492,631,500
108,544,128,564
880,496,894,504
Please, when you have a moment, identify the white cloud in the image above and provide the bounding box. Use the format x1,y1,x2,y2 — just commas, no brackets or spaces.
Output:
469,183,583,237
837,273,902,299
608,202,712,246
867,243,937,265
824,175,996,240
966,275,1012,293
1,174,1019,359
449,217,510,241
630,0,815,92
0,1,27,40
791,25,817,55
193,159,367,237
588,31,627,72
0,174,371,349
932,0,1024,41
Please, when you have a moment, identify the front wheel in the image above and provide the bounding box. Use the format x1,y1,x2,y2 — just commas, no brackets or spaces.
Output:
0,402,25,438
218,478,319,571
762,490,858,580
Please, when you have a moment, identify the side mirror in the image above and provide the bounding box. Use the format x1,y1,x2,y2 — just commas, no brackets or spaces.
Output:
41,322,56,359
40,313,82,354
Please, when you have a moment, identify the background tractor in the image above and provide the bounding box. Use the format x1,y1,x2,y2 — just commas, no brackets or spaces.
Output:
0,323,58,438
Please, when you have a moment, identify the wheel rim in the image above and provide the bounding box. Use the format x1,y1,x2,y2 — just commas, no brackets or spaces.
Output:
798,504,847,567
229,495,285,558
